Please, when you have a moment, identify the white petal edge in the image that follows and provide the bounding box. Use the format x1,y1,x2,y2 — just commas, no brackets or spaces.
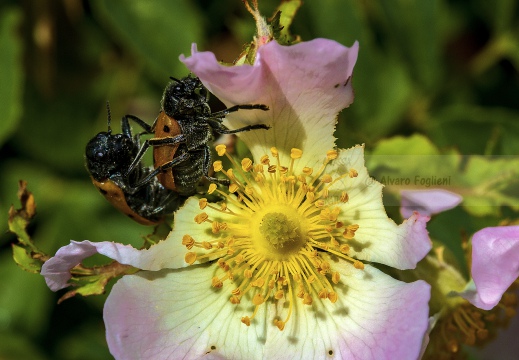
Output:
328,145,432,269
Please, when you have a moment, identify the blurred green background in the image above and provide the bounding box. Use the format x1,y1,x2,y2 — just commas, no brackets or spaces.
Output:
1,0,518,359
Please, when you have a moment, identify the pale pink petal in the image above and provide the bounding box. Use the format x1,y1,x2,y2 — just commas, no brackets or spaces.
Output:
181,39,359,172
104,267,268,360
265,261,431,359
400,189,462,218
41,240,139,291
459,226,519,310
104,261,430,360
330,146,432,269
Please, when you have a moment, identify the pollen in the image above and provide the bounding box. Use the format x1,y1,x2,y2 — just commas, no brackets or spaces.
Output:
183,147,365,331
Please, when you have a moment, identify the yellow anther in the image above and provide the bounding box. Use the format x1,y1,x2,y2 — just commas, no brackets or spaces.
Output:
182,235,195,249
212,222,221,234
260,155,270,165
244,269,253,278
202,241,213,249
340,244,350,253
185,252,197,265
340,191,349,202
290,148,303,159
326,150,338,160
245,185,254,196
303,293,313,305
302,167,313,175
212,276,223,288
349,168,358,178
254,163,264,173
220,202,227,211
318,288,329,299
199,198,208,210
268,165,276,173
229,183,239,193
241,316,251,326
213,161,223,172
230,295,241,304
241,158,253,172
231,288,241,296
354,260,365,270
321,174,332,183
194,212,208,224
279,166,288,174
227,168,236,180
253,294,265,305
270,147,279,157
328,291,338,303
332,271,340,284
274,290,284,299
274,319,285,331
343,224,359,239
315,200,325,207
208,183,217,194
215,144,227,156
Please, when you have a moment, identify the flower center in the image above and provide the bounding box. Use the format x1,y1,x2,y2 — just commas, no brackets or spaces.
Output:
259,211,301,248
183,145,364,330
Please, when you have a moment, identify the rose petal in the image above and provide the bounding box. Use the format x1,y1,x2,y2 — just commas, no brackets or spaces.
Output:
103,261,430,360
265,261,431,360
41,240,139,291
329,146,432,269
459,226,519,310
104,266,268,360
400,189,462,218
181,39,359,172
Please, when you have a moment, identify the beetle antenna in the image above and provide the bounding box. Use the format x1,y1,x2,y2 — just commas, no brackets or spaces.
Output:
169,76,180,82
106,101,112,134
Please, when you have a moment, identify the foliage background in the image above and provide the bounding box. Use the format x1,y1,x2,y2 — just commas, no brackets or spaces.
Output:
0,0,518,359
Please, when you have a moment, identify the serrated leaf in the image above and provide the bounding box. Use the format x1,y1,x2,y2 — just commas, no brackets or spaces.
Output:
0,8,23,147
11,244,42,274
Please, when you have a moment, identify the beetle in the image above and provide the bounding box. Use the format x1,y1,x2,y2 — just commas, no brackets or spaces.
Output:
85,104,184,225
125,75,270,196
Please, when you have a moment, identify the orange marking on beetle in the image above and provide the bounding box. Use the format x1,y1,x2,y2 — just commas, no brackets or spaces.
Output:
91,178,158,226
153,111,182,191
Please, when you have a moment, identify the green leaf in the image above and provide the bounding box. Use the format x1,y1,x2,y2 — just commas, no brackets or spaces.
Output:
92,0,205,81
368,134,519,217
11,244,42,273
0,8,23,147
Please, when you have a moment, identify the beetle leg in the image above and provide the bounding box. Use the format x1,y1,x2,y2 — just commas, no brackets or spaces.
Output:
207,119,270,134
210,103,269,118
124,114,156,134
125,134,188,178
131,152,190,189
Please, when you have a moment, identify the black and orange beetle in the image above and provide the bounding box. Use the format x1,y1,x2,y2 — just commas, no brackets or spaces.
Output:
125,75,270,196
85,104,184,225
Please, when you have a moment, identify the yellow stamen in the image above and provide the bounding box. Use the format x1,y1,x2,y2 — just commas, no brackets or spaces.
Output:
183,149,368,331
